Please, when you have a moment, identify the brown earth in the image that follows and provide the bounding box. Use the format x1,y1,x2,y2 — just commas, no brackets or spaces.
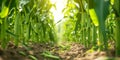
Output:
0,42,119,60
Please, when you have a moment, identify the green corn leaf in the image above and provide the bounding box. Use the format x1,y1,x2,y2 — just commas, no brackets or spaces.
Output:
0,6,9,18
1,19,7,48
41,51,60,59
14,13,20,46
89,9,99,26
111,0,114,5
94,0,110,22
93,0,110,50
113,0,120,16
113,0,120,56
18,51,26,56
29,55,38,60
6,30,18,38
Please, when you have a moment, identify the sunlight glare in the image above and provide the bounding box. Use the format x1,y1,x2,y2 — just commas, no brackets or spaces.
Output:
50,0,67,23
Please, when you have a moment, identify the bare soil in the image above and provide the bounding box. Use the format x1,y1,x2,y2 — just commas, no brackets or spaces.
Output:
0,42,119,60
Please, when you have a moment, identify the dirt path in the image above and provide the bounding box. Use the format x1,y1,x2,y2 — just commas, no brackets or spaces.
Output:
0,42,118,60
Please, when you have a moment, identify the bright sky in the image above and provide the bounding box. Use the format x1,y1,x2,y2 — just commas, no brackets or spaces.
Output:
50,0,67,23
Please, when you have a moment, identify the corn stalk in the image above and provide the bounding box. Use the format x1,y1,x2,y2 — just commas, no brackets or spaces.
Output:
112,0,120,56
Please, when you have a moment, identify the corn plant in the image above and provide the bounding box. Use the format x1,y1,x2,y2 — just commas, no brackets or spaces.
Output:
62,0,114,51
0,0,12,48
0,0,57,48
112,0,120,56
